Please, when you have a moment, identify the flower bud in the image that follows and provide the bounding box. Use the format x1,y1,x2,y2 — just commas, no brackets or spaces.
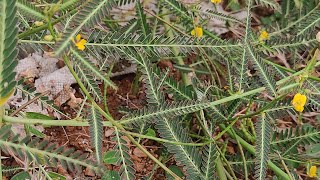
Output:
34,21,44,26
44,35,54,41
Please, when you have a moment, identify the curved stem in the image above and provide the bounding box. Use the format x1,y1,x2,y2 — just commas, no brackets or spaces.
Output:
123,130,212,146
219,124,290,180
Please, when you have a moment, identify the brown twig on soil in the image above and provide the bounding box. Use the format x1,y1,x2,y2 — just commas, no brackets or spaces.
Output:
10,91,50,116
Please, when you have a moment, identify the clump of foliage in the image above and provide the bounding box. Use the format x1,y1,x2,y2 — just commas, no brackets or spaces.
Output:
1,0,320,179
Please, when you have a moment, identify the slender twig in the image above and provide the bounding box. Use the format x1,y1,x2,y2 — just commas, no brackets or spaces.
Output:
219,124,290,180
231,129,248,180
10,91,50,116
122,130,212,146
276,152,294,180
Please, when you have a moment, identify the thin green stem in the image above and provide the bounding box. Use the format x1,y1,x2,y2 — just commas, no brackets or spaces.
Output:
231,129,248,180
162,8,191,86
123,130,212,146
276,152,294,180
0,139,99,171
216,158,227,180
3,116,111,126
214,118,238,140
219,124,290,180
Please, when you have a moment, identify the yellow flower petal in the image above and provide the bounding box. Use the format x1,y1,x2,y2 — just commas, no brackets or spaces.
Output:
211,0,222,4
259,30,269,41
293,105,304,113
76,44,86,51
309,166,317,178
300,94,307,105
76,34,81,42
79,39,87,46
73,35,87,51
292,93,307,112
191,29,196,36
191,27,203,38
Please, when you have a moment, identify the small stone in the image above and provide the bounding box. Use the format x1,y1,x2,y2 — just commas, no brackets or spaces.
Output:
131,154,140,162
133,147,147,158
105,128,114,137
84,167,95,177
56,60,65,68
135,162,145,172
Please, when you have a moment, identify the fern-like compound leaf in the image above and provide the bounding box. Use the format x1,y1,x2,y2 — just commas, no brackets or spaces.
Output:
158,74,194,100
55,0,114,55
136,1,150,37
0,125,102,173
73,63,102,101
162,0,191,21
112,127,135,180
60,0,79,10
16,0,46,20
200,8,243,24
254,113,272,180
296,10,320,36
201,124,218,179
255,0,280,10
0,0,18,102
156,118,204,179
120,87,262,124
268,34,317,53
246,45,277,96
89,104,103,164
70,48,117,90
272,126,320,148
238,6,251,92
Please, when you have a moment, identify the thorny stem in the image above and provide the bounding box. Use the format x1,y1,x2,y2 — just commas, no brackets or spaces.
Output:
63,56,181,180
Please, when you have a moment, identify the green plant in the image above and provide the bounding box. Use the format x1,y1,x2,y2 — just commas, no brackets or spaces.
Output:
1,0,320,179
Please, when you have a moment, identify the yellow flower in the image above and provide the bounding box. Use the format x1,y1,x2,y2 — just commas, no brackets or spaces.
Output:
211,0,222,4
308,166,317,178
191,27,203,38
259,30,269,41
292,93,307,112
72,34,87,51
